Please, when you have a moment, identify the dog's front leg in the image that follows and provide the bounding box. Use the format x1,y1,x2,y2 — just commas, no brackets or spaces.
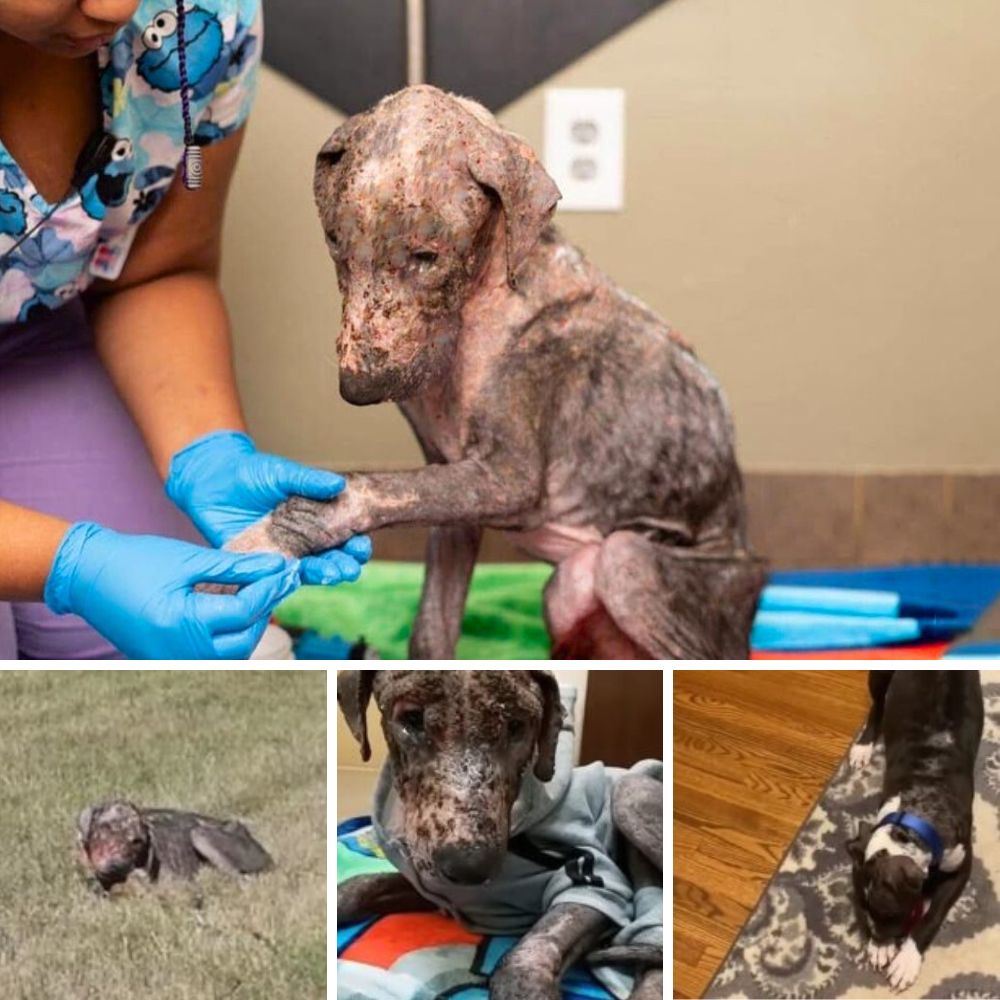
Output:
886,845,972,992
409,524,482,658
490,903,611,1000
226,459,539,557
850,671,894,769
338,872,437,924
629,969,664,1000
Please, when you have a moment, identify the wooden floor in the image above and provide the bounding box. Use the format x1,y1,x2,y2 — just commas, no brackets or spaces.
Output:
673,669,870,999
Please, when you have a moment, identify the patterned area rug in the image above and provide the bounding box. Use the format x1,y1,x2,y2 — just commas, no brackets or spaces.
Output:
705,671,1000,999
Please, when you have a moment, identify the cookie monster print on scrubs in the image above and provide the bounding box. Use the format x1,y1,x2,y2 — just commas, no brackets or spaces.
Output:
78,136,135,221
0,0,261,324
0,188,27,237
138,8,226,93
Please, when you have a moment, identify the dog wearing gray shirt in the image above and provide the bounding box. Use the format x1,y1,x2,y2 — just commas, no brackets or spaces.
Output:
337,669,663,1000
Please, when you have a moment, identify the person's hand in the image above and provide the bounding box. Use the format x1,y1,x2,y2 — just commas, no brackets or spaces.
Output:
44,522,300,659
165,430,371,586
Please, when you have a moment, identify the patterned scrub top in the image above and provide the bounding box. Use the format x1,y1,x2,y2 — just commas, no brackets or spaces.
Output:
0,0,262,326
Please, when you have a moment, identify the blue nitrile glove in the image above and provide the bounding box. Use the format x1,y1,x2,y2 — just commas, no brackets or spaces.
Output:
165,430,371,586
44,522,301,659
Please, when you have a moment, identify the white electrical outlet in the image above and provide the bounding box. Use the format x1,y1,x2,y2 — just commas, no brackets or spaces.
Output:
544,88,625,212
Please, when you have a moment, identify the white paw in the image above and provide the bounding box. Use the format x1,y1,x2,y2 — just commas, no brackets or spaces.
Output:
940,842,966,872
850,742,874,769
867,939,897,970
886,937,921,992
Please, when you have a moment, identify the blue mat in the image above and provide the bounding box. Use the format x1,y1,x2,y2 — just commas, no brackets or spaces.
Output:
751,610,921,651
769,564,1000,641
944,641,1000,659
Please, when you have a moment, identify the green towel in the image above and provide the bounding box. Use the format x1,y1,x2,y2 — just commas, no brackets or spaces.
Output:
275,560,552,659
336,840,394,884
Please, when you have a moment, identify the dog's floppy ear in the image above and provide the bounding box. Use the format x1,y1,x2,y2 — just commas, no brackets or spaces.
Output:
337,670,378,761
529,670,565,782
463,109,561,290
314,112,370,204
847,821,874,865
76,806,94,845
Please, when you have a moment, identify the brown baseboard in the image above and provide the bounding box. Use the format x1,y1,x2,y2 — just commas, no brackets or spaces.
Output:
745,472,1000,568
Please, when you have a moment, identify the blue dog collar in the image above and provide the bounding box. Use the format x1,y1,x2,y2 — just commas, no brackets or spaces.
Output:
876,810,944,868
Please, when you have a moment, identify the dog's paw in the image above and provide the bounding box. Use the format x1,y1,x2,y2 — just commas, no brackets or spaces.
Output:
940,842,966,873
489,964,561,1000
849,742,874,770
886,937,921,992
867,939,897,970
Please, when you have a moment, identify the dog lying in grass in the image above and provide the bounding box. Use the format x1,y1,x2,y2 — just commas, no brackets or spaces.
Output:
77,800,273,892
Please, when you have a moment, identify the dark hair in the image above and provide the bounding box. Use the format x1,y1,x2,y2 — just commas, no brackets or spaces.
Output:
867,855,923,920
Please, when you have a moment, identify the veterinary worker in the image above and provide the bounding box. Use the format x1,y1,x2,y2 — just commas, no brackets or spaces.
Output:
0,0,369,659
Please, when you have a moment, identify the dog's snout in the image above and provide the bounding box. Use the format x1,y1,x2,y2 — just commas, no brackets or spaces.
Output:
433,843,500,885
94,858,133,886
339,368,385,406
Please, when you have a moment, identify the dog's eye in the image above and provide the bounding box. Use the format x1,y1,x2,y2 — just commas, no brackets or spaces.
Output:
507,719,527,740
396,707,425,732
130,836,145,847
411,249,438,267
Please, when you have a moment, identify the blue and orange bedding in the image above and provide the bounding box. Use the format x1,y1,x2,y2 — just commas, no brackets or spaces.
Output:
336,820,615,1000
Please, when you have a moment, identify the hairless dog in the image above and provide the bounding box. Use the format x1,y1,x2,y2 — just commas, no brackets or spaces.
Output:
337,670,663,1000
77,800,273,892
227,85,765,658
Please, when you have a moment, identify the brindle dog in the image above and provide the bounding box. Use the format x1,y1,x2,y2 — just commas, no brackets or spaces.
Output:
337,669,663,1000
77,800,273,891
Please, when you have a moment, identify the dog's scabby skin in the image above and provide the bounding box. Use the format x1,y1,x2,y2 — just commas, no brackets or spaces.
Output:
226,85,765,660
337,670,663,1000
77,800,274,891
339,669,564,884
77,800,149,888
846,670,983,991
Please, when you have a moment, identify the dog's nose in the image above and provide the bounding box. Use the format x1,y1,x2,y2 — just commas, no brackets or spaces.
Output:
95,859,133,887
433,844,499,885
339,368,383,406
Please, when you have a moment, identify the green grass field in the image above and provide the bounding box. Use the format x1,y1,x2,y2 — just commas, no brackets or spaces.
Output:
0,670,326,1000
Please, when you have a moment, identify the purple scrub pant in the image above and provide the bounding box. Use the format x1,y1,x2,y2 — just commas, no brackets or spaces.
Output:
0,300,200,659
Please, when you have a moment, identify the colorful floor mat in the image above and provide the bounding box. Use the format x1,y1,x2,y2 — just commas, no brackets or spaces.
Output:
278,562,550,660
278,561,1000,659
753,642,950,660
770,565,1000,641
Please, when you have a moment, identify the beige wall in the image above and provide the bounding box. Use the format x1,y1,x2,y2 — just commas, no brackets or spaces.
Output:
223,0,1000,474
336,670,589,820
